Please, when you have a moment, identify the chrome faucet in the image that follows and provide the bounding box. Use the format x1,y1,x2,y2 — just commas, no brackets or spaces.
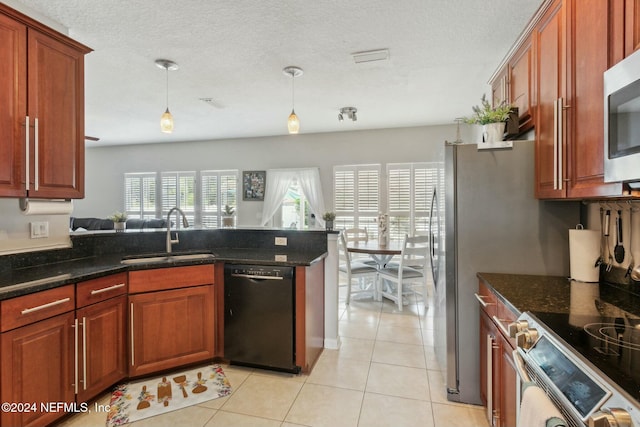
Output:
166,207,189,253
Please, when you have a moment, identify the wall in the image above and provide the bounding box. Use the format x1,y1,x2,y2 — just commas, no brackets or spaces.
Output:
74,124,471,226
0,124,473,254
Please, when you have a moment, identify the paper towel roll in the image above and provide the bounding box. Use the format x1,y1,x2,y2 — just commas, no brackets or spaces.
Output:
569,227,600,282
19,198,73,215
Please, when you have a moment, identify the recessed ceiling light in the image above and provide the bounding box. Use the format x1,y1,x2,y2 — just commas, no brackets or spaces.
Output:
352,49,390,64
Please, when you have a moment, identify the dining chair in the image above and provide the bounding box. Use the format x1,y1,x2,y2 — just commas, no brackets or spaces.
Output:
343,227,378,266
338,231,378,304
377,234,429,311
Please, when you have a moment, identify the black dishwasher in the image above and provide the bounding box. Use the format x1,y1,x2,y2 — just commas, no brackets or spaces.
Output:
224,264,299,373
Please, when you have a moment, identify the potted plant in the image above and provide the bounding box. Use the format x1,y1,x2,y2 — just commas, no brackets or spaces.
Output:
464,94,514,143
222,204,235,228
322,211,336,231
109,211,127,232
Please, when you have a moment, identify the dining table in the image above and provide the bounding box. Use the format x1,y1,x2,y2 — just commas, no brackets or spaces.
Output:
345,239,403,269
345,239,404,302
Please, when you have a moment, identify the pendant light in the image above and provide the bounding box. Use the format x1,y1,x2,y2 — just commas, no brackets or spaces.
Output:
155,59,179,133
283,66,303,134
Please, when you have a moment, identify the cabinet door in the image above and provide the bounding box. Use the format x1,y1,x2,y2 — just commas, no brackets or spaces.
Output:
498,333,517,427
625,0,640,56
0,13,27,197
480,310,500,426
76,295,127,403
129,285,214,377
1,312,75,427
27,28,85,199
534,0,566,199
509,41,534,133
565,0,623,198
491,68,509,108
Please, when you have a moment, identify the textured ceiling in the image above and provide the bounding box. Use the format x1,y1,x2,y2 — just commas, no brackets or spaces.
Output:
9,0,543,146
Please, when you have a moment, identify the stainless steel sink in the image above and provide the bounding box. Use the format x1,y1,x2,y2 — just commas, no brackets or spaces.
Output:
121,252,215,265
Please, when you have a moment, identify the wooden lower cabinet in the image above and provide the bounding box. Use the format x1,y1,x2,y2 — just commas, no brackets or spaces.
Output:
1,312,75,427
76,294,127,403
498,332,517,427
479,281,518,427
129,285,215,377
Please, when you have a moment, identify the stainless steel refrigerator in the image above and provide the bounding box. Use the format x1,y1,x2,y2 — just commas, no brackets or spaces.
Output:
430,140,580,405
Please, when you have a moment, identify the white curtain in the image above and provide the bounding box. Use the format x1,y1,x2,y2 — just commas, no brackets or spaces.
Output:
260,167,326,227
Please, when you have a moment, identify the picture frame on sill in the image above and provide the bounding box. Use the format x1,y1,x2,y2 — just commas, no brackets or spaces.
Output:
242,170,266,201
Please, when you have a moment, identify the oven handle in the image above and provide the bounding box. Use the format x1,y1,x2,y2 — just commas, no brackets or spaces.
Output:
512,350,531,383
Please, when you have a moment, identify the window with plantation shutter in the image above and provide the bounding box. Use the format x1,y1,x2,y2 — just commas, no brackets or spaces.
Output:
201,170,238,228
333,165,380,235
161,171,196,228
387,163,439,240
124,173,157,219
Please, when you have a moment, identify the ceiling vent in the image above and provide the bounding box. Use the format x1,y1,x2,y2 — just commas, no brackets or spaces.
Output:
199,97,224,109
352,49,390,64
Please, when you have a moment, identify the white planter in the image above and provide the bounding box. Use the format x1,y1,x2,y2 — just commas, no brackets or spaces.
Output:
482,122,505,143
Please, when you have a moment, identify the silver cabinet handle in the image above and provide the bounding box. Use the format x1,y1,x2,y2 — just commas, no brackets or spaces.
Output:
557,98,564,190
25,116,30,191
34,118,39,191
492,315,511,337
90,283,125,295
553,98,559,190
474,293,494,308
130,303,135,366
82,317,87,390
73,318,78,394
21,297,70,315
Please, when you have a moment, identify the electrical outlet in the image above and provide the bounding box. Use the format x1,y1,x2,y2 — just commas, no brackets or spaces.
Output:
30,221,49,239
275,236,287,246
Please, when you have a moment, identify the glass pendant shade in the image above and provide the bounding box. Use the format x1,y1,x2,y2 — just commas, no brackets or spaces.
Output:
160,108,174,133
287,109,300,134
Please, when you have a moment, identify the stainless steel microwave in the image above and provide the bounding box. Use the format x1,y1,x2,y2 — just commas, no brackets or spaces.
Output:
604,48,640,188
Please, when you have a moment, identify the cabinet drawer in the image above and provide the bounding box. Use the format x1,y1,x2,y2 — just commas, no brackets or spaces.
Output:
475,281,497,317
129,265,215,294
77,272,128,308
1,285,75,332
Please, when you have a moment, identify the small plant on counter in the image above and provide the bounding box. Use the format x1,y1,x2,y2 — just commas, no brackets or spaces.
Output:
223,204,235,216
322,212,336,221
463,94,513,125
109,211,128,223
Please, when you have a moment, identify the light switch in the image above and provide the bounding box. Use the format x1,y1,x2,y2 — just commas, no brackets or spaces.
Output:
30,221,49,239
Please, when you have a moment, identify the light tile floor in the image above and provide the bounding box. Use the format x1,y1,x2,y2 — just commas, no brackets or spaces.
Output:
61,282,489,427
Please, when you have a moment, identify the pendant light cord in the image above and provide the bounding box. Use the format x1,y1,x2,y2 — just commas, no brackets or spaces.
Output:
165,67,169,109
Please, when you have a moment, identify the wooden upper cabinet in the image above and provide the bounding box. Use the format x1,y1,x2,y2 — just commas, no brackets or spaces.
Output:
534,0,623,199
27,28,87,198
0,13,27,197
625,0,640,56
0,4,91,199
534,0,565,199
509,41,534,133
565,0,623,198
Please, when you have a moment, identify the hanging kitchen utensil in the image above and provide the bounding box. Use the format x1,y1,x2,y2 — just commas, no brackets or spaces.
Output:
627,208,635,278
630,207,640,281
605,209,614,271
615,209,625,263
596,207,605,267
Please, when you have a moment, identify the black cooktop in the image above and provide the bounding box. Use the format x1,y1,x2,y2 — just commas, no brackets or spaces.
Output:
529,282,640,405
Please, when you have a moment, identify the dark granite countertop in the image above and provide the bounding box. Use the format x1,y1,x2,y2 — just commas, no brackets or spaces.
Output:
0,248,325,302
477,272,640,320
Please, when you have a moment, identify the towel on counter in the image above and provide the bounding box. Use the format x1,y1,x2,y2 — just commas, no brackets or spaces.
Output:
518,383,567,427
